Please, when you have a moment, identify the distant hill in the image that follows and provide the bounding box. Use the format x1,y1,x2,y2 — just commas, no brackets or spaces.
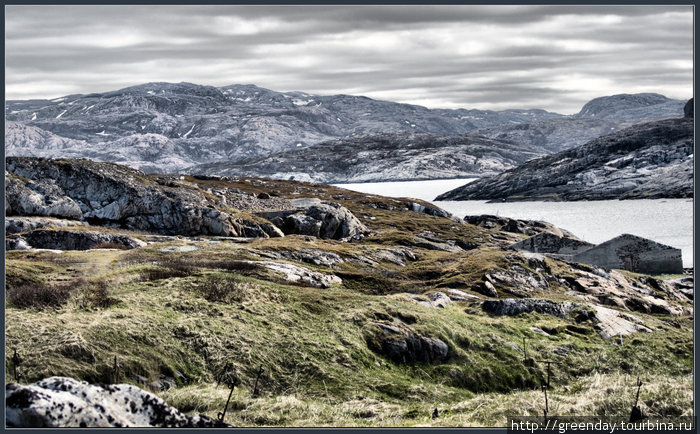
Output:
573,93,685,120
435,106,693,202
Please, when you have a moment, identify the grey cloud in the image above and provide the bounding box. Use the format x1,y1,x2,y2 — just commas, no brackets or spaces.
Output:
5,5,692,113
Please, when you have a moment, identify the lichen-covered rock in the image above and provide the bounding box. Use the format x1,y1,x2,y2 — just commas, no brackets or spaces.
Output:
559,265,688,317
260,248,344,267
408,292,453,308
304,202,370,239
484,265,549,294
6,376,229,428
369,248,416,266
19,229,146,251
365,322,448,364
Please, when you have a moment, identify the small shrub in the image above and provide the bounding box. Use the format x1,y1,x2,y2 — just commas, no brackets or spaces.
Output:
76,280,120,309
6,282,72,309
157,258,199,275
198,275,262,304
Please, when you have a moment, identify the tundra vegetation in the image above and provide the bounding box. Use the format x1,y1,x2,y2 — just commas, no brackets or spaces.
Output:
5,174,693,427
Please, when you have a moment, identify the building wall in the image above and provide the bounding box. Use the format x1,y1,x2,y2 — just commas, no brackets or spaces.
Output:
572,235,683,274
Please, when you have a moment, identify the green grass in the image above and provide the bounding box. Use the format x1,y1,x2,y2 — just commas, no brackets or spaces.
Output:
6,244,691,425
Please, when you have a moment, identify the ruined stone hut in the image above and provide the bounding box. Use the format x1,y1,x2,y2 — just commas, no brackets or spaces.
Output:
572,234,683,275
511,232,683,275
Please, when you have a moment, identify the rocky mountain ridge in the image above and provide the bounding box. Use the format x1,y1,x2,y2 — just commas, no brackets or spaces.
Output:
6,83,687,180
436,104,693,202
185,132,550,183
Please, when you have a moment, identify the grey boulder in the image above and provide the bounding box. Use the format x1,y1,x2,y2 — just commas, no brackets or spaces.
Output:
365,322,448,364
259,201,369,240
6,376,229,428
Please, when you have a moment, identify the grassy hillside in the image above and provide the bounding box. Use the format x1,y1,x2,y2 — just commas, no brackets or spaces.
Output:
5,177,693,427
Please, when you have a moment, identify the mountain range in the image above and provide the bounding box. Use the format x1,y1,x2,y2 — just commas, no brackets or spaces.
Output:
6,83,686,181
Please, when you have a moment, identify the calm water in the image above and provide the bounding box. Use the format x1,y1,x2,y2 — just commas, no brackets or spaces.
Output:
334,179,694,268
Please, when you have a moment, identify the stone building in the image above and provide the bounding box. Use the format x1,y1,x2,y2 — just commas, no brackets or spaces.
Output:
572,234,683,275
510,232,683,275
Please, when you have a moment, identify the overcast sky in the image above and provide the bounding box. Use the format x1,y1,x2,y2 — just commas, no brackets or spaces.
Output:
5,5,693,114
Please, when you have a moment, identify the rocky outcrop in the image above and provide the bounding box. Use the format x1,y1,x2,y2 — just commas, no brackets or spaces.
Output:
365,247,417,267
365,322,448,364
258,248,344,267
5,157,278,238
257,261,342,288
6,377,229,428
436,115,693,202
482,298,577,318
9,229,147,251
445,288,482,302
409,292,453,308
464,215,577,238
559,264,689,316
590,306,652,339
6,171,83,219
5,217,88,234
258,201,369,240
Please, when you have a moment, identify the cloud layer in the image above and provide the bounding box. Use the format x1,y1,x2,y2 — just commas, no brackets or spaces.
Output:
5,5,693,114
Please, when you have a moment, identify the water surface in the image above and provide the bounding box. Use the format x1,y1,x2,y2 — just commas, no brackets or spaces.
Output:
334,178,693,268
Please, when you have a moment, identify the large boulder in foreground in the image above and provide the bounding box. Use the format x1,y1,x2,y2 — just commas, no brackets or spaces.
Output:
6,377,229,428
259,200,369,240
